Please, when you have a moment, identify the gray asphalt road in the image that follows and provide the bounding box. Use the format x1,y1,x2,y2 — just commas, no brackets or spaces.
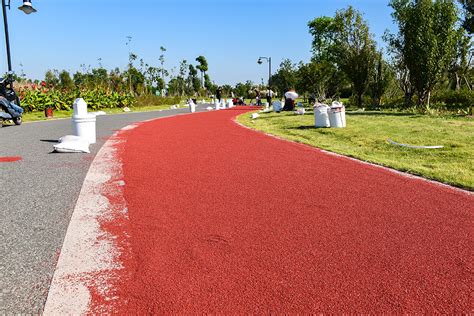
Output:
0,106,203,313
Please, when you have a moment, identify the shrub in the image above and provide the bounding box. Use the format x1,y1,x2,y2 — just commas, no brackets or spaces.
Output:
431,90,474,110
134,95,181,107
18,87,135,112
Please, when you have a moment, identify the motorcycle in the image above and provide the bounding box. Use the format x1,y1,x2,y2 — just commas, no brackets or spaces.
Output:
0,75,23,127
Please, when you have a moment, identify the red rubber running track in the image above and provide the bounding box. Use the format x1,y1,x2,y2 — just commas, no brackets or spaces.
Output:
103,107,473,313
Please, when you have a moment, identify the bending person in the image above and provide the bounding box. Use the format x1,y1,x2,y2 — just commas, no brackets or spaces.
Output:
283,88,298,111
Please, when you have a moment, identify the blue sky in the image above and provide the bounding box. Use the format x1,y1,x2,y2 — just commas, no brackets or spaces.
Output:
3,0,395,85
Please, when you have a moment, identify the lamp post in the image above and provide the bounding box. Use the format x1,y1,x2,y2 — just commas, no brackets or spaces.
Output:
257,56,272,88
2,0,37,75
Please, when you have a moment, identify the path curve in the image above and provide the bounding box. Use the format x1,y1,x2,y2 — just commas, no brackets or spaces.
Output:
46,107,474,314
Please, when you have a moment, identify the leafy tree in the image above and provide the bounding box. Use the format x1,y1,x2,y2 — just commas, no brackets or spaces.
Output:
334,7,377,107
221,84,233,97
196,56,208,88
308,16,338,62
384,29,414,106
389,0,458,108
234,81,253,99
449,27,472,90
308,7,378,107
368,52,395,106
204,73,215,92
270,59,297,96
44,70,59,87
159,46,167,85
459,0,474,33
296,60,338,100
187,64,201,95
59,70,74,91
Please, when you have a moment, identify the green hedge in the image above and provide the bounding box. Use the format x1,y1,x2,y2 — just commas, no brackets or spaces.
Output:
18,88,134,112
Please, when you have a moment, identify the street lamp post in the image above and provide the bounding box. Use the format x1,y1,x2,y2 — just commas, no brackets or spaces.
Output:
2,0,37,75
257,56,272,88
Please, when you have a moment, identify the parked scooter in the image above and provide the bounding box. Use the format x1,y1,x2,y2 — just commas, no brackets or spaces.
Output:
0,75,23,127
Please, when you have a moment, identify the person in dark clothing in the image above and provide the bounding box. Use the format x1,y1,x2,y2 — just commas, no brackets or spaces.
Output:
282,88,298,111
216,87,222,103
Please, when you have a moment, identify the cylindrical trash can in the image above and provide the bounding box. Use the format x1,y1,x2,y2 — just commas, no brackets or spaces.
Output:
189,103,196,113
314,104,330,127
72,114,96,144
328,103,346,128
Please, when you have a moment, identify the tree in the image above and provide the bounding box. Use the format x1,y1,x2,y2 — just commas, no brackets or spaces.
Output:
368,52,394,106
270,59,297,96
449,27,472,90
296,60,338,100
308,7,378,107
44,70,59,87
159,46,167,85
234,81,253,99
177,60,188,96
308,16,338,62
459,0,474,33
196,56,208,88
389,0,458,108
187,65,201,95
59,70,74,90
334,7,377,107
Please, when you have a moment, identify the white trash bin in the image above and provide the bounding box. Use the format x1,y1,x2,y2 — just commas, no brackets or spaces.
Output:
215,101,220,110
72,98,97,143
314,103,330,127
189,102,196,113
328,102,346,128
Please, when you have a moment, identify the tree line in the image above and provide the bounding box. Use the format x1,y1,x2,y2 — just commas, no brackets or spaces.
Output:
270,0,472,112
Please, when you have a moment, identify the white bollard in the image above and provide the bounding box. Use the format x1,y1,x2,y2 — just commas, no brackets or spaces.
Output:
72,98,96,144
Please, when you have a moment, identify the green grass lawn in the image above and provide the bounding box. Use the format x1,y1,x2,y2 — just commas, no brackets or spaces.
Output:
237,110,474,190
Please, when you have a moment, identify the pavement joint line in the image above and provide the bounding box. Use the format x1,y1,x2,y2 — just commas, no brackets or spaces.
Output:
233,118,474,196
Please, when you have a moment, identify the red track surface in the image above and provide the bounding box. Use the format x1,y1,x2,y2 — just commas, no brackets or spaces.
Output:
108,107,473,313
0,156,22,162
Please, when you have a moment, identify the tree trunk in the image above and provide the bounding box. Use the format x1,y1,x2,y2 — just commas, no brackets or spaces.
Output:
357,93,363,108
455,73,461,91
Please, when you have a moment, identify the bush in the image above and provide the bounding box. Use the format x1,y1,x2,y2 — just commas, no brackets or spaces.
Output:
18,87,135,112
134,95,181,107
431,90,474,110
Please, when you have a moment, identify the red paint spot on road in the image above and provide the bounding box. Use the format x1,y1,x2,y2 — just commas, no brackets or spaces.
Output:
0,156,22,162
99,107,473,313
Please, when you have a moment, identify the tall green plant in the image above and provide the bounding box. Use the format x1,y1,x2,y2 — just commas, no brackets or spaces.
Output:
389,0,458,108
